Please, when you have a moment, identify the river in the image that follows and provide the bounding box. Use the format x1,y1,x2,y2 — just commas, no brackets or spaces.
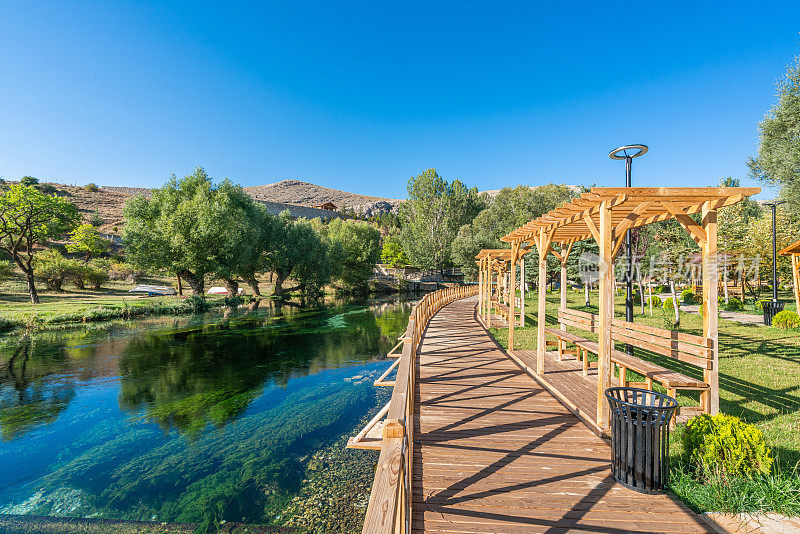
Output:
0,297,412,533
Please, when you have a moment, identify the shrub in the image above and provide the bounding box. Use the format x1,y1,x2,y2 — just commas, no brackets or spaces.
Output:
725,297,744,311
755,300,770,313
84,263,110,289
89,212,104,227
0,261,14,280
663,297,677,310
772,310,800,330
681,289,697,304
108,262,143,283
647,295,662,307
653,284,667,293
682,414,773,478
33,249,71,290
20,176,38,186
185,295,210,313
85,183,100,192
37,183,56,194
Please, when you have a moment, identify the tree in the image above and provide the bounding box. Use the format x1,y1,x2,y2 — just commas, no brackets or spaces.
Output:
748,55,800,219
0,184,79,302
19,176,38,187
327,218,381,292
399,169,486,270
66,223,109,263
381,233,409,267
123,167,256,295
450,184,576,279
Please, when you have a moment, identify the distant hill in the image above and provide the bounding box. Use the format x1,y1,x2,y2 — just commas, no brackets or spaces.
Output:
244,179,398,207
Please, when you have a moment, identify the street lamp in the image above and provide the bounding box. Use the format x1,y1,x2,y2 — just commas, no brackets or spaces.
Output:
609,144,648,355
764,200,787,303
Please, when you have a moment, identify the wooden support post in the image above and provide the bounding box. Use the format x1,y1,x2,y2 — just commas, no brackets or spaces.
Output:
702,202,719,415
477,259,483,321
509,242,519,350
536,230,549,375
560,243,568,326
486,265,492,328
597,200,613,429
520,256,526,327
793,254,800,314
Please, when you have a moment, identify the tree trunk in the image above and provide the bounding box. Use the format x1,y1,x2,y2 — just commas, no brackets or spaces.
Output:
25,270,39,304
224,278,239,297
244,277,261,296
273,270,288,296
177,270,204,295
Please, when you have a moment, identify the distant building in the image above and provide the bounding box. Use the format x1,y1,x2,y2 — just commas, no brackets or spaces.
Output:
254,199,346,221
312,202,337,211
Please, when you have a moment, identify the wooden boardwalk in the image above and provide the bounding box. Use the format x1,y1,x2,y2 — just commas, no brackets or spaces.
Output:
412,297,714,534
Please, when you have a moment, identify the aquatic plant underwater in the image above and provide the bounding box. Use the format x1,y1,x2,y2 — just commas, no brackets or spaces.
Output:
0,298,411,531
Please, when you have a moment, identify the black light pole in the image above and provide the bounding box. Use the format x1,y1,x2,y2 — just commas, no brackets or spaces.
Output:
764,200,787,303
609,145,648,355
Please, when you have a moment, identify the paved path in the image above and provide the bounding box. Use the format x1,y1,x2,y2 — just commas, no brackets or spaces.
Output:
411,297,715,533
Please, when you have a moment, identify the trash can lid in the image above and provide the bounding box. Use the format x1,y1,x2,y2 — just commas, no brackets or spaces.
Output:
605,387,678,410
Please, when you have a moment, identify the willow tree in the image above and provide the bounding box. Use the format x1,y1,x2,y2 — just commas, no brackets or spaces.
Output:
749,54,800,219
0,184,79,303
399,169,485,271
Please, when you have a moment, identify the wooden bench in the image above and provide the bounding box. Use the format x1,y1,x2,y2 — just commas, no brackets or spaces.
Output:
546,308,713,418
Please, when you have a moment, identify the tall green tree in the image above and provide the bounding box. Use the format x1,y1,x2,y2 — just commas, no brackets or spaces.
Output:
327,218,381,292
450,184,576,279
66,223,109,263
399,169,485,270
0,184,79,302
748,54,800,220
123,167,259,295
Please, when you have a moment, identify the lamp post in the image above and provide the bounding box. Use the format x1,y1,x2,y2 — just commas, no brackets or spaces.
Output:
609,144,648,355
764,201,787,303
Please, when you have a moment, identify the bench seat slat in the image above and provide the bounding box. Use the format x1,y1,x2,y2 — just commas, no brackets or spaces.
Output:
610,329,713,369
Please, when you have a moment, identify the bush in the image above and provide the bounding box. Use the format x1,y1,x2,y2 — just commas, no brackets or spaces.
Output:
755,300,770,313
20,176,38,186
37,183,57,194
647,295,662,307
33,249,71,290
84,263,110,289
89,212,104,227
725,297,744,311
108,262,143,283
772,310,800,330
0,260,15,280
682,414,773,478
85,183,100,192
663,297,677,310
653,284,667,293
185,295,210,313
681,289,697,304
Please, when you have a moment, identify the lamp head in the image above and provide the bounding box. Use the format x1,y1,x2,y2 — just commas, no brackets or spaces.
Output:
609,144,648,160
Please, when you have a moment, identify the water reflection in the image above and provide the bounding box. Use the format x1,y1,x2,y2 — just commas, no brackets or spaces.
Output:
0,297,412,527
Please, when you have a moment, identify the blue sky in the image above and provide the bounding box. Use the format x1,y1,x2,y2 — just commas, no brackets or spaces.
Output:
1,2,798,200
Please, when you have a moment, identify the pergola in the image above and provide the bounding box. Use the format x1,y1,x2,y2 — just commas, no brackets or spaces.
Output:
475,249,527,328
478,186,759,431
779,239,800,313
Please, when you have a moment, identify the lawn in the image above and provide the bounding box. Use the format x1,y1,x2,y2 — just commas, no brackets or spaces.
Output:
489,288,800,514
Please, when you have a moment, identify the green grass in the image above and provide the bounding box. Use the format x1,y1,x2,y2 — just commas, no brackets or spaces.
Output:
489,288,800,515
0,272,274,334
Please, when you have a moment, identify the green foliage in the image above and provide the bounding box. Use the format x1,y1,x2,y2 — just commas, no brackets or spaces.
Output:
0,184,80,301
108,261,143,282
755,299,770,312
83,262,110,289
400,168,486,270
451,184,576,280
66,223,109,262
88,212,104,227
772,310,800,330
327,218,381,292
647,295,662,307
725,297,744,311
663,296,677,309
681,289,697,304
20,176,38,186
85,183,100,192
682,414,774,477
0,260,14,280
186,295,210,313
381,234,409,267
33,249,72,291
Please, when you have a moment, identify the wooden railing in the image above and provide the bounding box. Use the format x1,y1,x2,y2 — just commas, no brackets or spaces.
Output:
360,284,478,534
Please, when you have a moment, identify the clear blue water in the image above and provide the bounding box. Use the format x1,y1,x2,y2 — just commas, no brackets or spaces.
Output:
0,297,411,530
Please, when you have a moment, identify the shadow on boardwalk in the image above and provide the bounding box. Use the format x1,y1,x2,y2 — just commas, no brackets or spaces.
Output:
411,297,715,533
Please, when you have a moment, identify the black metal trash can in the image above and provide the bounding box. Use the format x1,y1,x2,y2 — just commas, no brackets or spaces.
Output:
605,387,679,494
763,300,785,326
